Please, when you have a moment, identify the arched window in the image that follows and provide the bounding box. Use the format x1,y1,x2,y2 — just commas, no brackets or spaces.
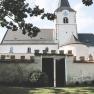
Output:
63,17,69,23
10,47,13,53
27,48,31,53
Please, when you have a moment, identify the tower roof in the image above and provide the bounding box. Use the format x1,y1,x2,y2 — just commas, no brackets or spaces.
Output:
59,0,70,7
55,0,75,12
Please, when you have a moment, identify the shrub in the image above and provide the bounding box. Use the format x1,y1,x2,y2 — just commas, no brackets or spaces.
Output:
28,70,48,87
83,81,88,86
75,81,80,86
90,80,94,86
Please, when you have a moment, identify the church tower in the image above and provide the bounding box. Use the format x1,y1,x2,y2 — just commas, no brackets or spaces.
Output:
55,0,78,47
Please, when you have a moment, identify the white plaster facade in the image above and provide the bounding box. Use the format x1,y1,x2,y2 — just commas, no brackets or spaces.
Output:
55,11,78,46
65,56,94,84
0,44,58,54
59,44,89,60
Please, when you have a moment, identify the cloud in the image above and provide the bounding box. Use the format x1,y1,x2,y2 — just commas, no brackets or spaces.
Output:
73,3,94,33
35,0,58,12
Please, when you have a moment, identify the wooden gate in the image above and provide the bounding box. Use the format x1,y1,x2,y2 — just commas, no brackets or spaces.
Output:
56,58,65,87
42,58,54,87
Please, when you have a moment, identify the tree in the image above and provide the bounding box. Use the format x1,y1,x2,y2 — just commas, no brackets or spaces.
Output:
82,0,93,6
0,0,56,37
0,0,93,37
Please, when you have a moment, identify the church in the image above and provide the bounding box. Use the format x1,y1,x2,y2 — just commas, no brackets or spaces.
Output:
0,0,94,60
0,0,94,87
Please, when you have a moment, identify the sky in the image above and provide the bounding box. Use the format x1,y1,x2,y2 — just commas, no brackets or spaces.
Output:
0,0,94,42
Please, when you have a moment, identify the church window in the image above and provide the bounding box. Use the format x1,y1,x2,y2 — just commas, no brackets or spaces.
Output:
63,17,69,23
10,47,13,53
30,56,35,63
80,56,85,61
1,55,5,60
11,55,15,60
21,56,25,60
68,50,72,55
27,48,31,53
89,54,93,61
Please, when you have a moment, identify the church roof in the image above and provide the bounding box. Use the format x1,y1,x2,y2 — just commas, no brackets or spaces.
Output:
55,0,75,12
78,33,94,46
61,33,94,46
1,29,57,45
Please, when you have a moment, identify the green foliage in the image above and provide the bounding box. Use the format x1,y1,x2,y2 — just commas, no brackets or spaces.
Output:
29,70,48,86
82,0,93,6
41,13,56,20
0,0,56,37
1,87,94,94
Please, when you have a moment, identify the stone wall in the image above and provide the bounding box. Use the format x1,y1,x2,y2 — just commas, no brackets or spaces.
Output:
65,56,94,85
0,56,42,83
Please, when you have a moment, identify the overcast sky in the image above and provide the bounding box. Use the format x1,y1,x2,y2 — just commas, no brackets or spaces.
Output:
0,0,94,42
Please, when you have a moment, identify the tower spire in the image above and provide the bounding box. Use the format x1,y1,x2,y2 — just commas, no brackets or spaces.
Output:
59,0,70,8
55,0,75,12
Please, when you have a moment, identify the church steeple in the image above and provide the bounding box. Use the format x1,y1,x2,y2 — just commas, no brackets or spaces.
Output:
55,0,77,46
55,0,75,12
59,0,70,8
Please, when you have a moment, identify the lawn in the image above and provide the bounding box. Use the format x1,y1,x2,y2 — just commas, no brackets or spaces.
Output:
0,86,94,94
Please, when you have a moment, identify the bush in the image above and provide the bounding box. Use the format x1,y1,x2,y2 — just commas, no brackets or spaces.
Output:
90,80,94,86
83,81,88,86
28,70,48,87
75,81,80,86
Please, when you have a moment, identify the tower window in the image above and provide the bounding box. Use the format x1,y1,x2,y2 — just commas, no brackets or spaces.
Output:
63,17,69,23
27,48,31,53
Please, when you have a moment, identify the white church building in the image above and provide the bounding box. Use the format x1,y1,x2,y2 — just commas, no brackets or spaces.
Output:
0,0,94,87
0,0,94,60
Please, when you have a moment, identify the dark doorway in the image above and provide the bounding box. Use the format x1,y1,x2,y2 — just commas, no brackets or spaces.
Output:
56,58,65,87
42,58,54,87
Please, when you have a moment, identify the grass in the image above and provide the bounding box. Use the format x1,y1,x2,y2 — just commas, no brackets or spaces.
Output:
0,86,94,94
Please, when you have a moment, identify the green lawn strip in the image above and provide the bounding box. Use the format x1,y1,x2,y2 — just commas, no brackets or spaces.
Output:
30,88,54,94
0,86,94,94
62,87,94,94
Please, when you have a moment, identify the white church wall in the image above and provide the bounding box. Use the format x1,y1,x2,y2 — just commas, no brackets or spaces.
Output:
56,11,77,46
55,12,63,24
55,11,76,24
65,56,94,84
88,46,94,57
69,12,76,24
0,44,58,54
57,25,78,46
75,44,89,60
59,44,76,55
59,44,89,60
